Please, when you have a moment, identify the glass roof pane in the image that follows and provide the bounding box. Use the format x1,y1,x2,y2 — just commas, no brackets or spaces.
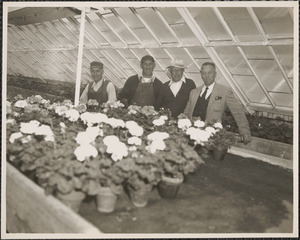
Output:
253,7,293,39
234,76,270,104
131,28,159,47
218,8,263,42
114,8,144,29
166,48,198,72
214,46,252,76
136,8,177,44
187,46,210,60
102,14,139,45
158,8,198,45
188,7,231,41
269,92,293,108
272,45,293,78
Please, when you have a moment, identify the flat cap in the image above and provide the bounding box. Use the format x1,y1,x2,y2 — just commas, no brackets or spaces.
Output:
141,55,155,63
90,61,103,69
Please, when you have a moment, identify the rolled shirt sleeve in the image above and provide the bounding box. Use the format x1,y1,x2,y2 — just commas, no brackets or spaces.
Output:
106,81,117,103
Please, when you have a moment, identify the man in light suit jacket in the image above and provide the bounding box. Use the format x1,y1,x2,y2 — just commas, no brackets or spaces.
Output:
184,62,252,144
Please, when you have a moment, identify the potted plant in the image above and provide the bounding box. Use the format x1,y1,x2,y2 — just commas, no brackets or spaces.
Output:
205,127,237,161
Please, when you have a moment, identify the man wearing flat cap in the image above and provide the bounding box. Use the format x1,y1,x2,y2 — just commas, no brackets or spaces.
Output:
155,59,196,118
80,61,117,105
118,55,163,107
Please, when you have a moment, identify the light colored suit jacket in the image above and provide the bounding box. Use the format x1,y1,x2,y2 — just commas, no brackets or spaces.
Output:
184,83,250,135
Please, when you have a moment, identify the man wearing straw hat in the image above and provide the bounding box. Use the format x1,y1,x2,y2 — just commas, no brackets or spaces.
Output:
80,61,117,105
118,55,163,107
155,59,196,118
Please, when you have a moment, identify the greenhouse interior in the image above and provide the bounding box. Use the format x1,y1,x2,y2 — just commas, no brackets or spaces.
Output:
2,1,298,238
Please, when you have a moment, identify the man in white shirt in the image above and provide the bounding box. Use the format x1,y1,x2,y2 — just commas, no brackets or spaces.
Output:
80,61,116,105
184,62,252,144
155,59,196,118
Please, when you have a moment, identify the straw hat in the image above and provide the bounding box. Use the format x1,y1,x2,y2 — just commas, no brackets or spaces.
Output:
167,59,186,69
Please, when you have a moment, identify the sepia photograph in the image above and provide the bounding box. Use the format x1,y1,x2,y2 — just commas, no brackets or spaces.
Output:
1,1,298,239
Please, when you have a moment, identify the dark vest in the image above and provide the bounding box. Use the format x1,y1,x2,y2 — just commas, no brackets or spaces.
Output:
192,94,211,121
130,82,155,106
87,80,110,105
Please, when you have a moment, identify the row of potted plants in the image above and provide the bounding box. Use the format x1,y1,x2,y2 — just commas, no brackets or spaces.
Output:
6,94,235,213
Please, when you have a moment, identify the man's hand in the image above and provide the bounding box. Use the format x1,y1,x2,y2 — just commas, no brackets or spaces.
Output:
241,134,252,145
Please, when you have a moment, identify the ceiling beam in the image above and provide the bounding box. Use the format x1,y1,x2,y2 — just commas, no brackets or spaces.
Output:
8,7,81,26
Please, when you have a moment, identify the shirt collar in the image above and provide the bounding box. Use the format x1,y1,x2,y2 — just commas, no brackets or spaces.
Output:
203,82,215,91
138,74,155,83
169,76,186,86
92,77,104,87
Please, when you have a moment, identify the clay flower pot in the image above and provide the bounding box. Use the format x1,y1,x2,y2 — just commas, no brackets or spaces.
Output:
96,186,119,213
212,147,228,161
157,175,184,199
56,190,86,212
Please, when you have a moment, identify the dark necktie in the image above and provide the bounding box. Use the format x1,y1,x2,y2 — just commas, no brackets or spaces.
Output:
201,87,209,99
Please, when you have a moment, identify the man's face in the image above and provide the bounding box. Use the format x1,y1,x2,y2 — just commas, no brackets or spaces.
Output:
90,67,103,82
170,67,184,82
140,60,155,77
201,65,216,86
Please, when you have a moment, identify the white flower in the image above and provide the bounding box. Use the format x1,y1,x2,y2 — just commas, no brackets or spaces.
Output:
65,109,80,122
147,131,169,141
9,132,23,143
178,118,192,130
80,112,109,125
125,120,139,129
214,122,223,129
75,131,97,145
128,137,142,146
129,125,143,137
205,126,217,135
106,142,128,161
153,118,165,126
15,100,28,108
74,144,98,162
35,125,53,136
146,140,166,153
107,118,125,128
128,146,137,151
186,127,211,145
128,108,137,115
44,135,55,142
20,121,40,134
103,135,120,146
194,120,205,128
55,105,69,116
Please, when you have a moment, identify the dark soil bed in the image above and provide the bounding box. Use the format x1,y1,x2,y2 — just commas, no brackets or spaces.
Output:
78,153,293,233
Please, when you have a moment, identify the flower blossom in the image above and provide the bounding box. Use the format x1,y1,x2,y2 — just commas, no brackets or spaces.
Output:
6,119,15,125
35,125,55,142
178,118,192,130
214,122,223,129
74,144,98,162
128,136,142,146
14,100,28,108
194,120,205,128
126,121,143,137
9,132,23,143
103,135,120,146
147,131,169,141
55,105,69,116
80,112,108,126
108,142,128,161
152,115,168,126
107,118,126,129
20,120,40,134
146,140,166,153
65,109,80,122
205,126,217,135
186,127,211,145
21,135,32,144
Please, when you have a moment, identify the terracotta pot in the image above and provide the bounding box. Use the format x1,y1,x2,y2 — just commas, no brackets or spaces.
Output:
96,187,118,213
56,190,85,212
157,176,184,199
128,188,150,208
212,147,228,161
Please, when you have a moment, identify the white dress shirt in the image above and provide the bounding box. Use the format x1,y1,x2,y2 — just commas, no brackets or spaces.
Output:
200,82,215,100
169,76,186,97
79,78,116,104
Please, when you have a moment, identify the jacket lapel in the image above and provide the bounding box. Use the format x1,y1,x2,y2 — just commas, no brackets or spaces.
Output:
207,83,220,110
